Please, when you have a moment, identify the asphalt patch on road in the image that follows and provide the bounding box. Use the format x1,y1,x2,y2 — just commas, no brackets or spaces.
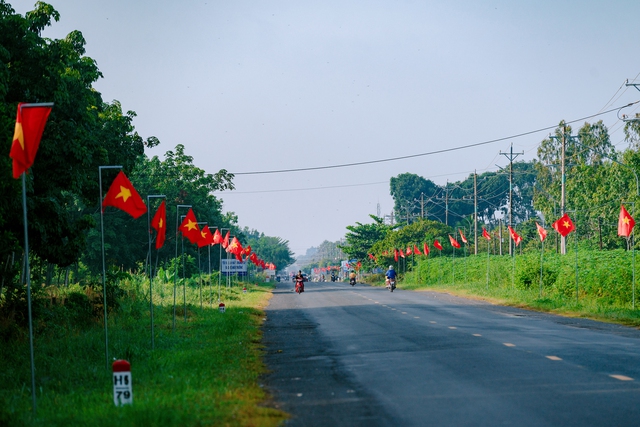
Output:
261,286,395,427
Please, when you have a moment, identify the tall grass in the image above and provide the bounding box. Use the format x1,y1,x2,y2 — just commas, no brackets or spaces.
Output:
0,274,286,426
373,248,640,326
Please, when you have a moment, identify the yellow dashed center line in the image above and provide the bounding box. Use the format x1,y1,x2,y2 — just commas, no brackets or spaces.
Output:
503,343,516,347
430,321,437,324
448,326,457,330
472,334,482,337
546,356,562,361
414,316,420,319
610,374,634,381
402,312,407,314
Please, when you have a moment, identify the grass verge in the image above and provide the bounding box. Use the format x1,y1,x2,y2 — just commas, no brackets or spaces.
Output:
364,251,640,328
0,278,287,427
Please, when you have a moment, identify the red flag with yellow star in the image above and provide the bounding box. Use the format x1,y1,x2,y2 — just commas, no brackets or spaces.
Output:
482,228,491,240
10,103,53,178
433,240,443,251
150,200,166,249
102,171,147,219
552,213,575,237
197,225,214,248
507,226,522,246
449,235,461,249
618,205,635,238
212,228,222,245
536,222,547,242
179,209,201,244
221,230,230,249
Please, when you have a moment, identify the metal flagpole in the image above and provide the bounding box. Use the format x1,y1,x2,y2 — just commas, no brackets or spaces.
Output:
219,228,228,301
539,235,544,299
486,238,490,290
174,205,191,331
452,246,455,285
181,216,186,321
209,226,217,306
21,173,37,414
99,165,122,370
147,195,165,350
196,222,207,310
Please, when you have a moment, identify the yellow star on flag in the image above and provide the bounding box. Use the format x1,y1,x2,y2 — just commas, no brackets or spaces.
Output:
562,220,571,228
623,217,631,225
184,219,197,231
115,185,132,202
13,121,24,150
158,218,163,229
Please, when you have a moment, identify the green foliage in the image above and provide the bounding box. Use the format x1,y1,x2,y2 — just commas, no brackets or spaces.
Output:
0,273,286,426
341,214,395,263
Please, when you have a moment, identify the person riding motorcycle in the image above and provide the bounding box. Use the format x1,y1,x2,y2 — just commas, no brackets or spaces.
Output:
385,265,397,290
349,270,357,286
294,270,305,293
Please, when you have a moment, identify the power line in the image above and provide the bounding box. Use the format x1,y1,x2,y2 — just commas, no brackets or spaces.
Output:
231,101,639,176
216,180,388,194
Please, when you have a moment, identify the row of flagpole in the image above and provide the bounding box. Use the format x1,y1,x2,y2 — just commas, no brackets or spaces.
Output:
368,208,636,304
7,102,279,414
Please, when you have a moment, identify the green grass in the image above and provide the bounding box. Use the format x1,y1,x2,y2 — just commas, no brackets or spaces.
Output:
366,249,640,327
0,276,287,427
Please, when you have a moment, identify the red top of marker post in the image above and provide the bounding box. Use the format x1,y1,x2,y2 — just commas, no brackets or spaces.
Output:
112,360,131,372
219,302,225,307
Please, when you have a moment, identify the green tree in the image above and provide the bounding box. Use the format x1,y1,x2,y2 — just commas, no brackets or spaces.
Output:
340,215,395,262
0,2,155,271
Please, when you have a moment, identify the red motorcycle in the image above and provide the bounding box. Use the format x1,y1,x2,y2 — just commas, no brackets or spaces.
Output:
295,277,305,294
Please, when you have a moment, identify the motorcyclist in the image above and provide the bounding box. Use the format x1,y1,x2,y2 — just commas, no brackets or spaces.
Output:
294,270,305,293
349,270,357,285
385,265,396,289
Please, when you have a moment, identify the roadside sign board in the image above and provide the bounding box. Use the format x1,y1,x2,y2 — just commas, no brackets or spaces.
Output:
221,259,247,275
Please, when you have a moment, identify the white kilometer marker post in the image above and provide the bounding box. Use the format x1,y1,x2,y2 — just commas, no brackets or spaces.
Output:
113,360,132,406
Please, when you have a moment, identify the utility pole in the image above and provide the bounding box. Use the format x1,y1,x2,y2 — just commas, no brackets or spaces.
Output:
499,143,524,256
549,127,575,255
474,171,478,255
437,181,450,226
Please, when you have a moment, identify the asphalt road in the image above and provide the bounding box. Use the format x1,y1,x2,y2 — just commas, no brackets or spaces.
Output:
262,280,640,426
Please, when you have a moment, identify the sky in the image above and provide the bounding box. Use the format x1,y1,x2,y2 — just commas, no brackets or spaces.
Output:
13,0,640,256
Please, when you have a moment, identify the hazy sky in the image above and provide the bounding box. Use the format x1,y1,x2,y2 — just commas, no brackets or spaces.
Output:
13,0,640,255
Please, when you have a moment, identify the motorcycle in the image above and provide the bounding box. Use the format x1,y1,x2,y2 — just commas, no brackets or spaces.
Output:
349,277,356,286
387,278,396,292
295,277,305,294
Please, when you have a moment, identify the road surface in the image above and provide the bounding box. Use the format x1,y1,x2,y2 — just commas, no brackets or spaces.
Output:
262,280,640,426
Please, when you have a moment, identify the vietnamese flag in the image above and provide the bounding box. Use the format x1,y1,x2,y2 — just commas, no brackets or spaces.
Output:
394,249,399,262
618,205,635,238
482,228,491,240
228,236,242,255
179,209,201,244
221,230,230,249
552,213,575,237
197,225,214,248
449,235,461,249
212,228,222,245
150,200,167,249
536,222,547,242
433,240,443,251
399,248,405,258
507,226,522,246
459,229,468,244
423,242,430,256
10,102,53,178
413,245,422,255
406,246,413,256
102,171,147,219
